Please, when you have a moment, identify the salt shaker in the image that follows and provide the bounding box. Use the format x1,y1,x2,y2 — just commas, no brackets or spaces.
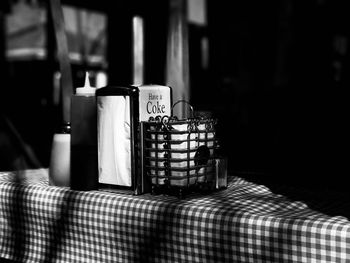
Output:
49,122,71,187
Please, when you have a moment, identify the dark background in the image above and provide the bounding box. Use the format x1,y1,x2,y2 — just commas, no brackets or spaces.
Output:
206,1,348,192
0,0,348,193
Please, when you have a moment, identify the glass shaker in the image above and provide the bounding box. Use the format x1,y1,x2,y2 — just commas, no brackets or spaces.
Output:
49,122,71,187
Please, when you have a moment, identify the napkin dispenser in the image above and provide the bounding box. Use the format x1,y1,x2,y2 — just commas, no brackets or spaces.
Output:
96,84,172,194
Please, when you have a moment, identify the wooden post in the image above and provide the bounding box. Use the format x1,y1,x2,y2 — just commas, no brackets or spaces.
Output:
49,0,73,123
166,0,190,119
132,16,144,86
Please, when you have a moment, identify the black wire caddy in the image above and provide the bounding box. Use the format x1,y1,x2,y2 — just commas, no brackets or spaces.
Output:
142,100,226,198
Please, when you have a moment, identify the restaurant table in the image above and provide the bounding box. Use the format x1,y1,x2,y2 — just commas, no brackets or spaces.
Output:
1,169,350,262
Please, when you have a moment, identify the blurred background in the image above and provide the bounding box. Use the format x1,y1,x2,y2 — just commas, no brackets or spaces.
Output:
0,0,348,192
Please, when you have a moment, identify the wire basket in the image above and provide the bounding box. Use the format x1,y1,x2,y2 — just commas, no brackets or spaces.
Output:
143,100,219,197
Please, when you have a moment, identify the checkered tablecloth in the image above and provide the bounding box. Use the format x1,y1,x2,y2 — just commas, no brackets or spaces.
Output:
1,169,350,262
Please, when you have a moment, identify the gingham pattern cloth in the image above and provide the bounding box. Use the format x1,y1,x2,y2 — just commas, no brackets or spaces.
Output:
1,170,350,262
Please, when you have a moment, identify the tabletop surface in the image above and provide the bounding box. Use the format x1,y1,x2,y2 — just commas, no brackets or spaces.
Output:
1,169,350,263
